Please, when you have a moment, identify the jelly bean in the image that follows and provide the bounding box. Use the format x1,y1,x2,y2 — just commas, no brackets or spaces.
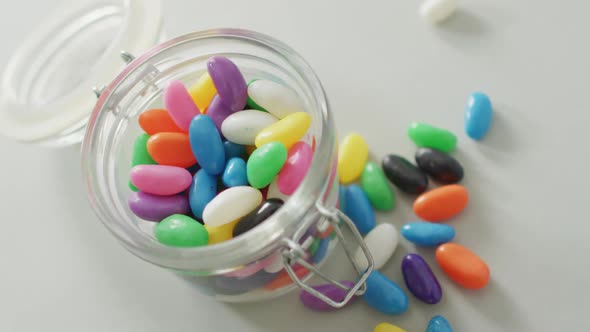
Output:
361,162,395,211
147,132,196,168
222,158,248,187
308,238,321,256
247,79,304,118
207,56,247,112
188,72,217,113
415,148,464,184
154,214,208,247
277,142,313,195
138,109,184,135
254,112,311,149
401,222,455,247
436,243,490,289
203,186,262,227
363,270,409,315
247,142,288,189
245,145,257,156
233,198,283,237
413,184,469,221
465,92,493,140
337,133,369,184
427,315,454,332
420,0,457,24
374,323,407,332
317,224,334,239
267,178,290,202
343,184,376,235
206,95,235,133
163,80,200,131
264,265,309,290
216,269,278,293
205,219,239,245
188,169,217,220
221,109,278,145
339,185,347,212
354,223,398,270
224,254,277,278
223,140,246,160
130,165,192,196
382,155,428,194
299,280,356,311
130,133,156,191
128,192,189,222
401,253,442,304
189,115,225,175
312,237,330,263
263,253,284,273
408,122,457,152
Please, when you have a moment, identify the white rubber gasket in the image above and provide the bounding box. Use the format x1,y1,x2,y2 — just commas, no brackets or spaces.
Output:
0,0,162,143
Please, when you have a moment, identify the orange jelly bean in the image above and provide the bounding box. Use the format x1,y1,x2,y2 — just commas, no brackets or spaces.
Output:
413,184,468,221
436,243,490,289
147,133,197,168
139,109,184,135
264,265,309,291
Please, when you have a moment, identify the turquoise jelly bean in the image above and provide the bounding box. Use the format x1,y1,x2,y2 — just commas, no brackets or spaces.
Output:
312,237,330,263
223,140,246,160
189,115,225,175
362,270,409,315
465,92,493,140
401,222,455,247
188,169,217,219
427,315,454,332
222,158,248,187
343,184,376,235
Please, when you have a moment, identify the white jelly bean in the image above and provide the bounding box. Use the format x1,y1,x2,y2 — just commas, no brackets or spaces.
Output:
202,186,262,227
247,79,304,119
420,0,457,24
354,223,398,271
221,110,278,145
263,253,284,273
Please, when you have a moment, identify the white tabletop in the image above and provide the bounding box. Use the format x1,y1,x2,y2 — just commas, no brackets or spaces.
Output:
1,0,589,331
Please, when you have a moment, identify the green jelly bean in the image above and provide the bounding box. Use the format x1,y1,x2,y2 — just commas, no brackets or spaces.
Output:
247,142,288,189
408,122,457,152
246,79,268,112
309,238,320,256
130,133,157,191
155,214,209,247
361,162,395,211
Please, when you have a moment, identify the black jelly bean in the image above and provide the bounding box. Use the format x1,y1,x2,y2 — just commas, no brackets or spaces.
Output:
382,155,428,194
415,148,464,184
233,198,284,237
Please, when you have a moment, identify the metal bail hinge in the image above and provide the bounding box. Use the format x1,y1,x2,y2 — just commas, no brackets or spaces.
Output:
280,202,375,308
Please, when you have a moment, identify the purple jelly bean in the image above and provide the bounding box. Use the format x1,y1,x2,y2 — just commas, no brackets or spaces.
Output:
128,191,189,222
401,253,442,304
206,95,234,134
207,56,247,112
215,269,278,292
299,281,357,311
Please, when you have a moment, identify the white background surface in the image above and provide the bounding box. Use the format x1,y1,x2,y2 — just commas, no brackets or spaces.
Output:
1,0,589,331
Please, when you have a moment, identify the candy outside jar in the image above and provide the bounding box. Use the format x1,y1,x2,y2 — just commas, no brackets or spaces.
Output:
0,0,374,306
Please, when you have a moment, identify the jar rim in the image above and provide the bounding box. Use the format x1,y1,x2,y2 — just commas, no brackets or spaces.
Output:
82,28,336,273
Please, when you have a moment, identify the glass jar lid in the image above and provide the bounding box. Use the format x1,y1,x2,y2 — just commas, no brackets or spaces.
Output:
0,0,162,145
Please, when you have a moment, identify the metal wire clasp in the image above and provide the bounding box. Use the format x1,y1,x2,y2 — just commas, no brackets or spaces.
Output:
280,201,375,308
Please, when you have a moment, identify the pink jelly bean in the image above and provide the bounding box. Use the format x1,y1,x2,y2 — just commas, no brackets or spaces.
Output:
224,254,277,278
277,142,313,195
130,165,192,195
164,80,201,131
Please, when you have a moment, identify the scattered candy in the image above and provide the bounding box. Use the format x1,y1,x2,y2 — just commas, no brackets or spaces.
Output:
427,315,454,332
354,223,398,271
222,157,248,187
465,92,493,140
233,198,283,237
164,79,201,131
221,109,278,145
299,280,356,311
130,133,157,191
436,243,490,289
374,322,407,332
413,184,469,221
189,115,226,175
415,147,464,184
130,165,192,196
247,142,288,188
128,192,189,222
401,222,455,247
343,184,376,235
408,122,457,152
202,186,262,227
277,141,313,195
188,169,217,220
188,72,217,113
207,56,247,112
138,109,184,135
254,112,311,148
247,79,304,118
361,162,395,211
363,270,409,315
382,154,429,194
401,253,442,304
337,133,369,184
419,0,457,24
147,132,196,168
155,214,208,247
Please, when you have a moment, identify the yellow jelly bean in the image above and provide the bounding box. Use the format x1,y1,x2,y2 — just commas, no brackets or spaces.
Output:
374,323,407,332
338,133,368,184
189,72,217,113
205,219,239,245
254,112,311,149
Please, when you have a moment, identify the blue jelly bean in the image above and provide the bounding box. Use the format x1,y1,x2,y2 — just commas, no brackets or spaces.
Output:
223,140,246,160
465,92,492,140
362,270,409,315
189,115,225,175
312,237,330,263
427,315,454,332
401,222,455,247
222,158,248,187
343,184,376,235
188,169,217,219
